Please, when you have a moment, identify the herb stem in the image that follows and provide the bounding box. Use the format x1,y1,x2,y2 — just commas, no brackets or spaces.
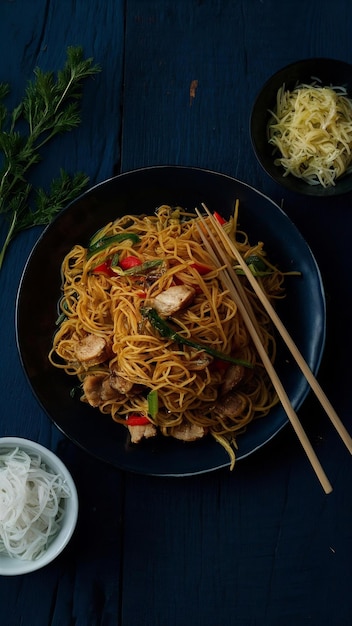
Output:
0,46,100,269
0,210,17,269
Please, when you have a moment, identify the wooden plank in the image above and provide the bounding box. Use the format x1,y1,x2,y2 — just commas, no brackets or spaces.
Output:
0,0,124,186
121,0,352,199
119,1,352,625
0,2,125,625
0,0,352,624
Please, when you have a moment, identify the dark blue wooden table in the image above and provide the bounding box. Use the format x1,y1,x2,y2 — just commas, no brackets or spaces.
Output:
1,1,352,624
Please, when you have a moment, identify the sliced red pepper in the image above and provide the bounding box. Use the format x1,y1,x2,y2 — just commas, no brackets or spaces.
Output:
213,211,227,225
211,358,231,373
190,262,212,275
119,256,142,270
125,414,150,426
92,260,115,277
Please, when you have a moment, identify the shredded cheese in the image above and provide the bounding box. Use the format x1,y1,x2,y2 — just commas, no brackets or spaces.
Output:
267,83,352,187
0,447,71,561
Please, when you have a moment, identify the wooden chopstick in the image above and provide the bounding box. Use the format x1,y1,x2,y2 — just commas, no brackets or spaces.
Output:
199,204,352,457
195,208,334,493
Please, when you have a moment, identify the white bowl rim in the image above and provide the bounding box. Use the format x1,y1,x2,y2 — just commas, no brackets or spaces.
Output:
0,436,79,576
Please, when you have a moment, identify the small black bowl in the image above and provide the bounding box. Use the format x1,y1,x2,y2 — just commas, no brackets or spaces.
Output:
250,58,352,197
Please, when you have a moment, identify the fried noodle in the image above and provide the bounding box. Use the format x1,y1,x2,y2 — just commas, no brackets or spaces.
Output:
49,204,285,468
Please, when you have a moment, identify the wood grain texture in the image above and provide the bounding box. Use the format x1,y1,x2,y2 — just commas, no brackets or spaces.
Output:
0,0,124,185
0,2,125,625
121,0,352,190
120,2,352,625
1,1,352,625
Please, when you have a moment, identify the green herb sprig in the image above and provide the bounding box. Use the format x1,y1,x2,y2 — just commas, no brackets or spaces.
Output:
0,46,101,269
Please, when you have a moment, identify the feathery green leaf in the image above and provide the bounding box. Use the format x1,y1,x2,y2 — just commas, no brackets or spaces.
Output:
0,46,100,269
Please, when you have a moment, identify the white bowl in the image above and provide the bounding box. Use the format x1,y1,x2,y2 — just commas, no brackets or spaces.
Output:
0,437,78,576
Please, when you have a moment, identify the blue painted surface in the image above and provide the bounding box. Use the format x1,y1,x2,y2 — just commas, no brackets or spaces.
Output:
1,1,352,624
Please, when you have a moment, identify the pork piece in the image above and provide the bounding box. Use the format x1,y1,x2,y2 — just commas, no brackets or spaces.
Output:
150,285,196,317
74,334,112,368
109,371,134,394
109,372,146,397
221,364,245,395
171,422,207,442
213,392,246,419
100,377,125,402
82,375,106,407
83,374,124,407
128,423,157,443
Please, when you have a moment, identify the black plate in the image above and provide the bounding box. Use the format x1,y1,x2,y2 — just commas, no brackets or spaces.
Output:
16,166,326,475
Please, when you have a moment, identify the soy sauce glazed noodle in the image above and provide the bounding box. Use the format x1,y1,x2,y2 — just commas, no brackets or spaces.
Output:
49,204,286,468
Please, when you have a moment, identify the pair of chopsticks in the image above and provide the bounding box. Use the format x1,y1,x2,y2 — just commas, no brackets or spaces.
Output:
195,204,352,494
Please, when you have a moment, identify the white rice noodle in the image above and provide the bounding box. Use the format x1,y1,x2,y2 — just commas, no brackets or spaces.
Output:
0,447,71,561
